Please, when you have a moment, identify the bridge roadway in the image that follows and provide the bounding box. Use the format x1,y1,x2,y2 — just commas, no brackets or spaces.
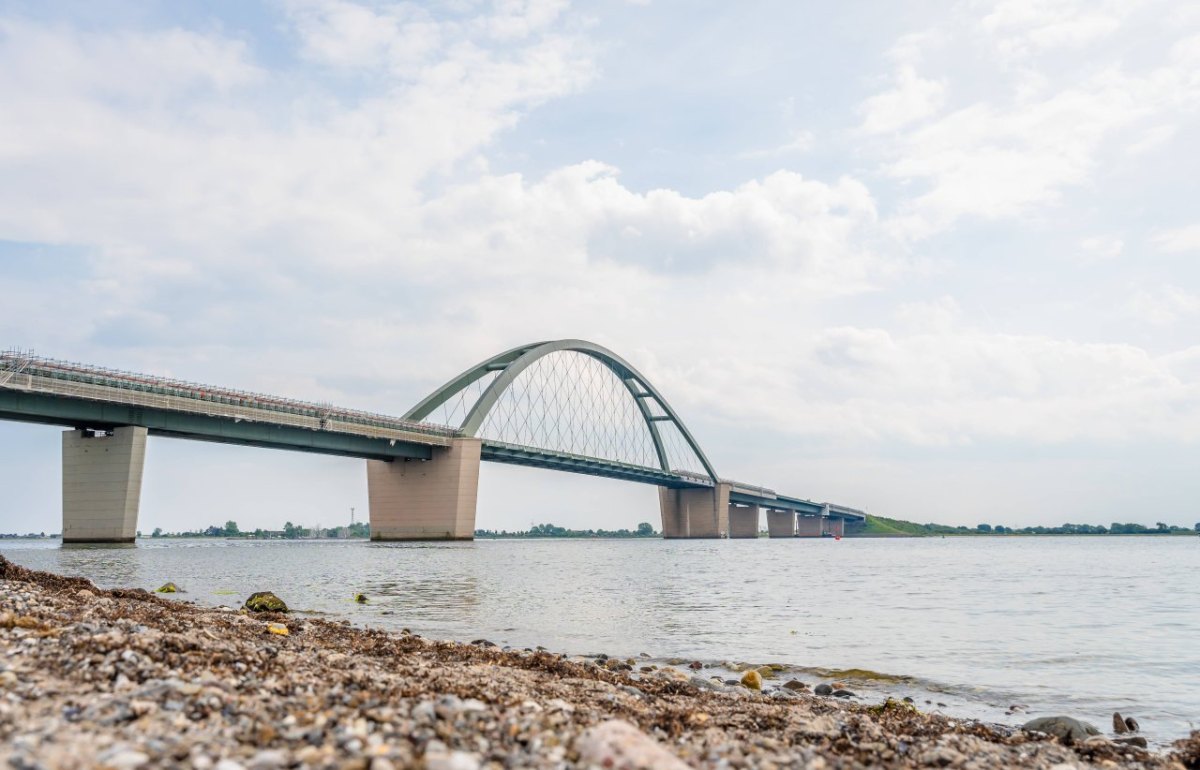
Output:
0,348,866,542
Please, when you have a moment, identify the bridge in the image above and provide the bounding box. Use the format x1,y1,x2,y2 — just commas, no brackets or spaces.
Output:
0,342,866,543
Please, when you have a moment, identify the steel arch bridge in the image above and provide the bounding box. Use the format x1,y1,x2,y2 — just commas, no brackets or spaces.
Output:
404,339,719,489
0,342,866,542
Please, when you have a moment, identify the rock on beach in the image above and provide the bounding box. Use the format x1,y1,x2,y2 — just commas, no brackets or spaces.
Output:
243,591,288,613
1021,716,1102,744
575,720,690,770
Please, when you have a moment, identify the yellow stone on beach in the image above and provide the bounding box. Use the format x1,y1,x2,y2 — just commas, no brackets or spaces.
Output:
740,670,762,690
267,623,289,636
155,582,178,593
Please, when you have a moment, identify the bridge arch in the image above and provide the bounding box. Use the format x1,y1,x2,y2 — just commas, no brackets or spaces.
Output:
405,339,718,482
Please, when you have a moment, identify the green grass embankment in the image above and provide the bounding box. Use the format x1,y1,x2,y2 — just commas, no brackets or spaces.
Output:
848,515,966,537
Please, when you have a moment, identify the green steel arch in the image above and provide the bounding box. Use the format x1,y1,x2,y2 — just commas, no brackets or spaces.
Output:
405,339,719,482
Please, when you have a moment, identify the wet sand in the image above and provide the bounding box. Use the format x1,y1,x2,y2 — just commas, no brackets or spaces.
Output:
1,555,1196,769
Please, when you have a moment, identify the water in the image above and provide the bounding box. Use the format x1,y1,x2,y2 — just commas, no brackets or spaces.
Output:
3,536,1197,746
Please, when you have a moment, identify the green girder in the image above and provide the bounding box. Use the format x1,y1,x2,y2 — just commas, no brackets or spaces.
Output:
404,339,719,483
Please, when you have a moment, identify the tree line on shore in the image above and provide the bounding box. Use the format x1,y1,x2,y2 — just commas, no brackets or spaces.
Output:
147,520,370,539
858,514,1200,537
973,521,1198,535
476,522,658,538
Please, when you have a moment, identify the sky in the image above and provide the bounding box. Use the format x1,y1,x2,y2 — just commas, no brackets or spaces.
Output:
1,0,1198,534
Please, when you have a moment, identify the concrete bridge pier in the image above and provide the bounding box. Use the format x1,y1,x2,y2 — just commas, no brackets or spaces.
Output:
62,426,148,543
727,503,759,538
367,438,481,540
659,483,731,538
796,515,824,537
766,508,795,538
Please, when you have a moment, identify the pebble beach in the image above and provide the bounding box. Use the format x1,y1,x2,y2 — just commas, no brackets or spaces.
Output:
2,555,1197,770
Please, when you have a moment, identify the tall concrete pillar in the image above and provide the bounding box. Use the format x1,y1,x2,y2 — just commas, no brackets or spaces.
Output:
62,427,148,543
766,509,795,538
796,515,824,537
827,517,845,537
728,504,759,538
659,483,731,538
367,437,481,540
659,488,687,538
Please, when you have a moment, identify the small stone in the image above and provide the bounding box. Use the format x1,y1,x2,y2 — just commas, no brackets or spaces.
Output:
423,748,479,770
247,750,288,769
295,747,322,765
243,592,288,613
155,582,179,593
355,593,367,604
688,676,725,692
100,750,150,770
799,715,840,739
77,589,94,599
266,623,289,636
814,683,833,696
832,689,856,698
1114,735,1148,748
688,660,703,670
1021,716,1101,745
740,670,762,690
920,746,966,766
1113,712,1128,733
575,720,690,770
1124,716,1140,732
782,679,807,691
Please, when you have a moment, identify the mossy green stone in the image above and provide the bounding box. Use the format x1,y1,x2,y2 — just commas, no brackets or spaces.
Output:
155,582,179,594
244,591,288,613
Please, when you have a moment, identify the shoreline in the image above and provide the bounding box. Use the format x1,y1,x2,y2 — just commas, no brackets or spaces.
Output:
1,556,1196,769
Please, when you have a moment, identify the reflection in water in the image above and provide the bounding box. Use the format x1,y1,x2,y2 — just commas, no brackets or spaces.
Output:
2,536,1198,746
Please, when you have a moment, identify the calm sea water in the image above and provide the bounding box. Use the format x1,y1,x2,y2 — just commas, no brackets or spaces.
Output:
3,536,1197,746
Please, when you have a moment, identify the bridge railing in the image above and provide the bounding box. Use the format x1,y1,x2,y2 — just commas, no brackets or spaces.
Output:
0,351,457,446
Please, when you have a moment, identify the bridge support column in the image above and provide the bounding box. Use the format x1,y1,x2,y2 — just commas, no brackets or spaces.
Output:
766,509,795,538
367,438,481,541
826,517,844,537
796,515,824,537
727,504,759,538
659,483,731,538
62,427,148,543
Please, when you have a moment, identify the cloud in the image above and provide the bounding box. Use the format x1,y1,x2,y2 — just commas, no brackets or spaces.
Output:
865,8,1200,239
980,0,1129,57
1153,224,1200,253
0,6,897,405
1077,235,1124,262
716,322,1200,447
1125,285,1200,326
736,130,815,159
858,66,945,134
